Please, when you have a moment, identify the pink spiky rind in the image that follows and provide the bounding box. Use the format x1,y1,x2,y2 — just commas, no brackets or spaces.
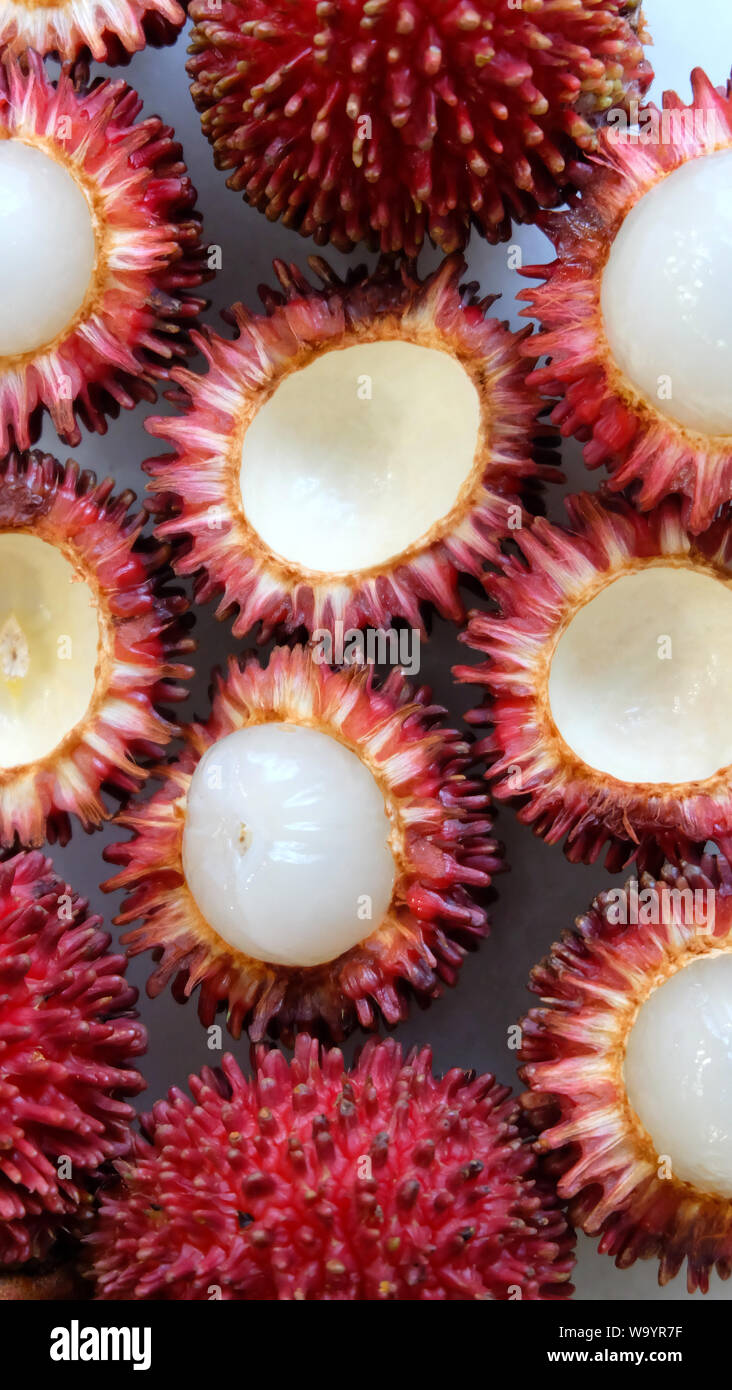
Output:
456,491,732,869
0,51,207,452
186,0,651,256
103,643,501,1042
0,0,185,63
519,67,732,533
0,450,194,849
89,1035,575,1300
146,254,560,640
0,849,146,1268
520,852,732,1295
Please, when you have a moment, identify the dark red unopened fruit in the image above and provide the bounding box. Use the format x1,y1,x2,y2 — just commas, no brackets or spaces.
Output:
0,851,146,1268
187,0,651,255
89,1037,575,1300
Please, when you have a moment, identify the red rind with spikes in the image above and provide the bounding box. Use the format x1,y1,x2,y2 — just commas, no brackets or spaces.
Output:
520,854,732,1294
0,52,207,452
89,1036,575,1300
146,254,559,640
520,68,732,533
456,492,732,869
0,0,185,64
187,0,651,255
104,644,501,1042
0,850,146,1268
0,450,193,849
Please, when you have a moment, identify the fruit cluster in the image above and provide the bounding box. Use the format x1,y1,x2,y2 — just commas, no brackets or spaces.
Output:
0,1,730,1304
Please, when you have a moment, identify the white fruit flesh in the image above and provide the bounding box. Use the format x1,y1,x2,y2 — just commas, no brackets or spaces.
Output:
181,722,396,967
624,952,732,1198
0,533,101,767
601,148,732,436
240,340,481,573
0,139,97,357
548,565,732,784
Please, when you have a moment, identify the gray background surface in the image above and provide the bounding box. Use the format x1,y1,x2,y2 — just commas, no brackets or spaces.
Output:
39,0,732,1300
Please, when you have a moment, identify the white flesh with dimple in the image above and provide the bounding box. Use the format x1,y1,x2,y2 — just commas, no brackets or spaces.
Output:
240,340,481,573
182,722,396,967
548,566,732,784
0,533,101,767
0,140,96,357
601,148,732,436
624,952,732,1198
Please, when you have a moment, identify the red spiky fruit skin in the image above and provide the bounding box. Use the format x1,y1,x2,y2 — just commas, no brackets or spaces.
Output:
0,852,146,1269
520,852,732,1294
187,0,651,256
0,53,208,453
104,645,502,1044
146,254,561,642
0,0,186,65
456,492,732,871
89,1038,575,1300
0,450,194,850
519,68,732,534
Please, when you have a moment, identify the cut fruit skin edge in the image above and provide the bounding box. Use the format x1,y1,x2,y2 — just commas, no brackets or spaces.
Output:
457,491,732,872
520,851,732,1295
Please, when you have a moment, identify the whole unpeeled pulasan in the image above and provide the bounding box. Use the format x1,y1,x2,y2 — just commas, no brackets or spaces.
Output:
0,851,146,1268
90,1037,575,1300
187,0,651,254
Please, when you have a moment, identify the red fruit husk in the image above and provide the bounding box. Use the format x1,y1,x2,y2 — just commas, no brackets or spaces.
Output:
90,1036,575,1300
187,0,651,255
0,0,185,63
520,852,732,1294
146,254,560,640
0,450,194,849
0,850,146,1268
0,51,207,452
104,644,502,1043
520,67,732,533
456,491,732,870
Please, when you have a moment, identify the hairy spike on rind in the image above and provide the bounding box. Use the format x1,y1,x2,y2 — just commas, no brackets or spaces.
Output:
455,491,732,870
519,67,732,533
0,849,146,1269
0,0,185,64
89,1036,575,1300
145,254,560,641
0,450,194,849
520,853,732,1295
0,51,207,452
186,0,651,256
103,644,502,1043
